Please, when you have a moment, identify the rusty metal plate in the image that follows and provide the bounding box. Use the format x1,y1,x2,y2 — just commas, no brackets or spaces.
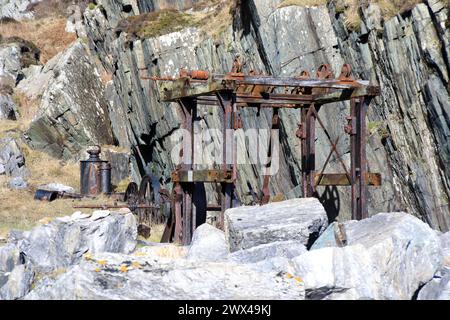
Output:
172,169,234,183
314,173,382,186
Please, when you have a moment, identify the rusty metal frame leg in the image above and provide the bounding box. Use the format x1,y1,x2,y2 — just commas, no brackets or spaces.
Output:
178,98,196,245
173,182,183,243
217,91,235,228
304,104,317,197
351,97,370,220
300,108,307,196
261,108,280,205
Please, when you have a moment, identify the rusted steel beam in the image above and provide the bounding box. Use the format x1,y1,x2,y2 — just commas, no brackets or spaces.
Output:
172,169,234,183
183,183,193,246
73,204,160,210
216,91,235,228
265,87,380,104
214,75,370,88
173,182,183,244
303,104,317,197
179,97,197,245
349,97,371,220
157,77,379,102
315,173,382,186
195,86,380,107
206,204,222,211
261,108,280,205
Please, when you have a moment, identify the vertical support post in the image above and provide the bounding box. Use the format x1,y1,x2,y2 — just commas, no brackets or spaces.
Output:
173,183,183,244
350,97,370,220
180,98,196,245
300,108,308,197
304,104,317,197
218,91,235,228
261,108,280,205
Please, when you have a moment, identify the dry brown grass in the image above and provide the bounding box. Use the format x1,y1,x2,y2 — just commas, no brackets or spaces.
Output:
0,17,76,63
20,144,80,189
26,0,90,19
116,0,236,40
278,0,327,8
148,224,166,243
100,71,113,85
334,0,425,31
277,0,426,32
194,0,236,38
0,91,40,140
0,178,121,238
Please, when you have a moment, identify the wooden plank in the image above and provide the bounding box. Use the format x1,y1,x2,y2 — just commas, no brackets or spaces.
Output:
315,173,382,186
172,170,234,183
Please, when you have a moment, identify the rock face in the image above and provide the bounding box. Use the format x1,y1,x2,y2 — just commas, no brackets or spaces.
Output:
0,210,137,299
0,43,22,83
102,147,131,185
17,211,137,273
0,0,39,20
293,212,442,300
417,271,450,300
0,138,25,176
228,241,307,265
417,231,450,300
0,262,34,300
66,4,87,38
79,0,449,231
23,40,114,159
441,232,450,268
0,41,24,120
1,205,447,300
0,137,28,189
24,251,305,300
0,94,18,120
225,198,328,252
186,223,228,262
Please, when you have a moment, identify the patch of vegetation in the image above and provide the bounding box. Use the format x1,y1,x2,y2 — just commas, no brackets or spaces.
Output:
114,177,132,193
278,0,432,33
0,16,76,63
333,0,427,32
368,121,380,134
0,17,19,24
378,126,390,140
0,36,41,67
116,0,237,40
117,9,196,39
278,0,327,8
26,0,90,19
88,3,97,10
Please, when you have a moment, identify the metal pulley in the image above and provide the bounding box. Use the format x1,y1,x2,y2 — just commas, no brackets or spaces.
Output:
108,176,171,239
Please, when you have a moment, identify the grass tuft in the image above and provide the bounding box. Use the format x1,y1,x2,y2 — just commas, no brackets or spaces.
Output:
278,0,327,8
0,17,76,64
116,0,237,40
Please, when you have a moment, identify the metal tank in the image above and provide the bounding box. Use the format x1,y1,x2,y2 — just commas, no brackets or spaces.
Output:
80,146,111,196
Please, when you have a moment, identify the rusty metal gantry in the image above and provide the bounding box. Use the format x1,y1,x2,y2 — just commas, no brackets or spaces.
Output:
152,61,381,245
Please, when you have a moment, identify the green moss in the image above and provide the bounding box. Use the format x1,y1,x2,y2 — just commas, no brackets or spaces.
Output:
378,126,390,139
368,121,380,134
88,3,97,10
368,121,390,139
134,10,196,39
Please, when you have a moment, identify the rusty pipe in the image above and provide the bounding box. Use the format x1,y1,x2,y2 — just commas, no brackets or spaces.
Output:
72,204,160,210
